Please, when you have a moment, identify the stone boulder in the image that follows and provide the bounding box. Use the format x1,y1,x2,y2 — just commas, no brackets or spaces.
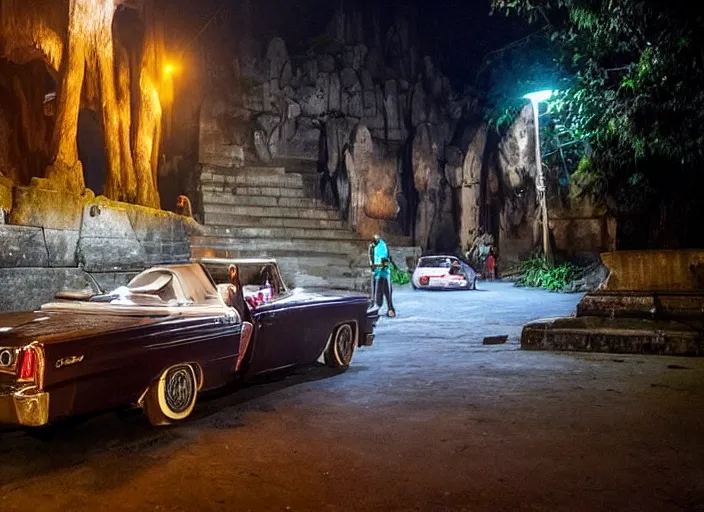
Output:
198,98,245,168
495,104,540,268
343,124,373,231
411,123,440,250
364,159,398,221
445,124,487,250
342,124,399,238
325,117,357,176
265,37,288,80
269,116,321,162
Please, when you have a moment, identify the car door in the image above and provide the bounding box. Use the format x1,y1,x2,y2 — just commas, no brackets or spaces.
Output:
246,295,323,374
246,299,292,374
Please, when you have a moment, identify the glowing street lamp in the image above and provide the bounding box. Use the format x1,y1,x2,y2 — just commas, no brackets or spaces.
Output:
523,90,553,104
523,89,554,265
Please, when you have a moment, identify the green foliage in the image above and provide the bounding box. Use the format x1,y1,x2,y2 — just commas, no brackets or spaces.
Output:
515,257,581,291
390,261,410,286
488,0,704,225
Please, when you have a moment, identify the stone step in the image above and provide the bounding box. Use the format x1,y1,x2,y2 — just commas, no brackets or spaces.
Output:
240,166,287,175
202,165,287,176
202,191,337,211
276,254,360,269
203,225,362,241
215,186,306,198
203,204,341,221
273,258,369,279
191,235,368,255
192,247,365,266
289,274,370,292
201,172,304,189
204,216,346,230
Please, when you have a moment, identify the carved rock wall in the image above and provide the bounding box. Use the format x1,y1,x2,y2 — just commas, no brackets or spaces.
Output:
493,104,540,268
198,6,475,252
0,0,172,210
191,4,612,260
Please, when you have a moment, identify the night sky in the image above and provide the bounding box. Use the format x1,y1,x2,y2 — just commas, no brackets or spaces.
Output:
169,0,530,90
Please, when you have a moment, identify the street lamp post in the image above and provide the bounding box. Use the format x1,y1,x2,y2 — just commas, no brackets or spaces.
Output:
523,90,554,266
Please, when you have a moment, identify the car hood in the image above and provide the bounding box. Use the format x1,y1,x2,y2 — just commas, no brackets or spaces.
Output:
0,310,163,347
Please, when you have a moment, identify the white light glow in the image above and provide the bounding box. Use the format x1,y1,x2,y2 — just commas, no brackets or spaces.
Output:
523,90,553,104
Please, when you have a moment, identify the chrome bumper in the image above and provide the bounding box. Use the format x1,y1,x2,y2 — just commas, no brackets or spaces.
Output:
0,387,49,427
362,333,375,347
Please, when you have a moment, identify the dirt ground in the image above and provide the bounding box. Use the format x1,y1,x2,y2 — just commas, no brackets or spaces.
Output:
1,282,703,511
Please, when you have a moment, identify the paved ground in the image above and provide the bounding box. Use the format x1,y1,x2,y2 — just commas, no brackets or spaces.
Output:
1,282,703,511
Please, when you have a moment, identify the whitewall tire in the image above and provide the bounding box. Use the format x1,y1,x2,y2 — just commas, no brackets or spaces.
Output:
144,364,198,426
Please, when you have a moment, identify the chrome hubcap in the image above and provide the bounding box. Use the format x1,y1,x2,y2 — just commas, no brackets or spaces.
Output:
164,367,194,413
336,325,354,363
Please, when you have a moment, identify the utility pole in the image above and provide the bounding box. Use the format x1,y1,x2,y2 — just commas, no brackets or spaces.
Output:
528,97,553,266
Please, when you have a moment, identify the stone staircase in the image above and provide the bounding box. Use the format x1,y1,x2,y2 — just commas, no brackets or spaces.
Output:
192,164,414,291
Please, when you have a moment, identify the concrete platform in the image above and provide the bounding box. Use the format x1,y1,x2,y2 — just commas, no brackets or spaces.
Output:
520,250,704,357
522,316,704,356
576,291,704,319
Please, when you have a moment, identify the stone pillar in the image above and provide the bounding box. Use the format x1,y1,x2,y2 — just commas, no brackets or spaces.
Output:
344,124,374,232
445,125,487,252
411,123,439,250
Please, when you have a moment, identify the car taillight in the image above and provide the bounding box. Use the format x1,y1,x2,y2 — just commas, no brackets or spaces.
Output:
419,276,429,285
17,346,37,381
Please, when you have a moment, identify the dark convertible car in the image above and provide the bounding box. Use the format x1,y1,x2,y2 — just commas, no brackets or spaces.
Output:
0,260,378,428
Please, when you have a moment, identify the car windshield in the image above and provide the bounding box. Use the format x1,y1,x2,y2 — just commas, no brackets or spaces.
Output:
419,257,455,268
201,261,286,299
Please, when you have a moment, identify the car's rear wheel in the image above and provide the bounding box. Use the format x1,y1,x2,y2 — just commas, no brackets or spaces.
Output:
144,364,198,426
324,323,356,368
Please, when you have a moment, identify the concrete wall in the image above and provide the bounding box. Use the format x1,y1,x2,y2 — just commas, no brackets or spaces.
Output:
601,250,704,292
552,215,617,264
0,194,198,312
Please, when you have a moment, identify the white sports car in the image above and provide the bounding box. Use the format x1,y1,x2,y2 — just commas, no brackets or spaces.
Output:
411,255,477,290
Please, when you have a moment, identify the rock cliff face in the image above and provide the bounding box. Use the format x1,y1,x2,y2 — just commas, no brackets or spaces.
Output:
198,5,486,253
494,105,541,267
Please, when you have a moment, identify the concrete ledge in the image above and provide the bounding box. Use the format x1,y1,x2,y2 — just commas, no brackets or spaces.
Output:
10,184,87,230
0,190,201,311
577,292,704,320
0,226,49,267
600,250,704,292
521,316,704,356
